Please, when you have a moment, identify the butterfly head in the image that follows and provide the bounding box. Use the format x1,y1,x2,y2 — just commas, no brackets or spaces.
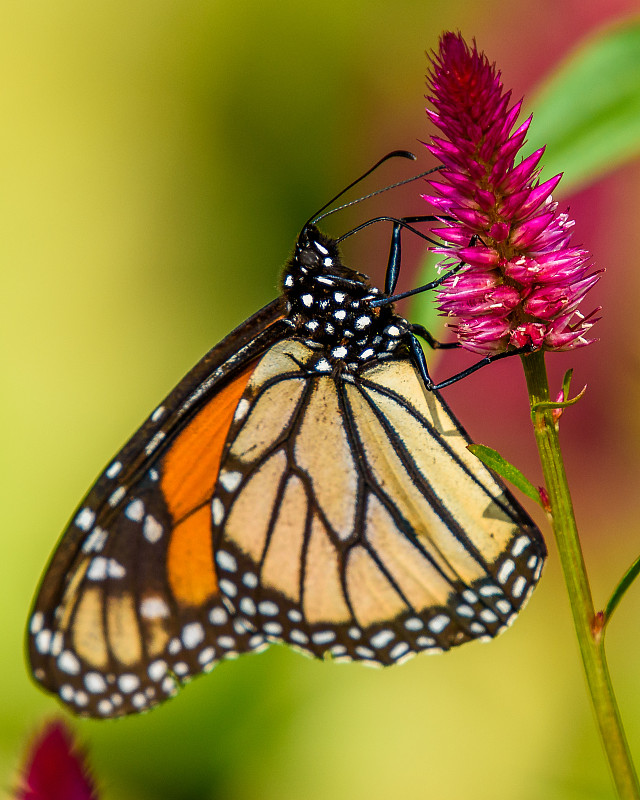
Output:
281,224,408,370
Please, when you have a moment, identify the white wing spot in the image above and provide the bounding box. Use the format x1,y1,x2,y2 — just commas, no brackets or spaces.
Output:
217,636,236,649
148,660,168,681
30,612,44,634
125,499,145,522
239,597,256,616
209,607,228,625
118,674,140,693
243,572,258,588
289,630,308,644
75,508,95,532
108,486,126,507
216,550,237,572
479,584,502,597
212,498,225,526
370,630,394,649
497,559,516,584
404,617,423,631
57,651,80,675
288,609,302,622
355,646,375,658
219,470,242,492
51,632,63,656
151,405,166,422
82,527,108,553
312,630,336,645
511,575,527,598
428,615,449,634
182,622,205,649
496,599,512,615
389,642,410,660
140,596,170,619
258,601,279,616
333,309,346,321
355,315,371,330
143,515,163,543
132,692,148,708
456,605,474,618
35,629,52,654
348,627,361,640
480,609,498,623
145,431,166,456
264,622,283,636
511,536,531,557
168,638,181,655
416,636,437,648
301,294,314,307
59,685,74,702
199,647,216,665
527,555,539,570
85,672,107,693
359,348,375,360
234,399,250,422
97,699,113,715
334,291,346,303
219,579,237,597
105,461,122,479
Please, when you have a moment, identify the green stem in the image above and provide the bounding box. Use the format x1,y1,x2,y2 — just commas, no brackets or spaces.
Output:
521,350,639,799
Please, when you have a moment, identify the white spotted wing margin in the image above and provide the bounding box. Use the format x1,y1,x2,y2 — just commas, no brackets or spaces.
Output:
212,338,546,665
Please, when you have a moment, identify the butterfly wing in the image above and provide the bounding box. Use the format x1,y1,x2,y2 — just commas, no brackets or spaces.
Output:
211,339,545,662
27,300,287,717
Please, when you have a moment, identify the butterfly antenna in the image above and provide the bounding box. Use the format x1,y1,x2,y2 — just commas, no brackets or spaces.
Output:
306,150,417,228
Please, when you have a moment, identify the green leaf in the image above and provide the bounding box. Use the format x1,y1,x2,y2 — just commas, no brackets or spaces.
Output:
561,368,574,401
527,20,640,193
468,443,543,506
603,553,640,628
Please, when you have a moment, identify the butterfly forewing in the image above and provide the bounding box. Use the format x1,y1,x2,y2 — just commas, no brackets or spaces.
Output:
27,301,285,717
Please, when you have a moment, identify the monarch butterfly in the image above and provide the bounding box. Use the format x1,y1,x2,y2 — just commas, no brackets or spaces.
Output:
27,153,545,718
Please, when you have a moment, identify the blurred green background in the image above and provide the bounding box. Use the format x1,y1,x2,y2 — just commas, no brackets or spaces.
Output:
4,2,640,798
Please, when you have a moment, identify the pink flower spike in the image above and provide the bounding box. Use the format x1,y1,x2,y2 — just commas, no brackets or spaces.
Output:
423,32,601,354
16,720,98,800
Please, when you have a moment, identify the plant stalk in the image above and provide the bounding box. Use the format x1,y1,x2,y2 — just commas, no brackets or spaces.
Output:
521,350,638,799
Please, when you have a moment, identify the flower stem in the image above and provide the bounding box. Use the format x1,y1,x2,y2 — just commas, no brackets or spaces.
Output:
521,350,639,799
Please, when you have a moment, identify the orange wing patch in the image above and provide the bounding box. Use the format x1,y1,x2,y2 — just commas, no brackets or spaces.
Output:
167,504,218,606
162,363,256,607
161,364,255,521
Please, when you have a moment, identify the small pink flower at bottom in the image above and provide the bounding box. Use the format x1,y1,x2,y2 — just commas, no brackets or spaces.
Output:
424,32,601,355
15,720,98,800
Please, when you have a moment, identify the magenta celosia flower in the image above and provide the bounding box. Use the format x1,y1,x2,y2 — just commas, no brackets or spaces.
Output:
423,32,601,354
16,720,98,800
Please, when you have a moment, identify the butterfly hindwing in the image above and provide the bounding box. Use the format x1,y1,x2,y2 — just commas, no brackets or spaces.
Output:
211,339,545,664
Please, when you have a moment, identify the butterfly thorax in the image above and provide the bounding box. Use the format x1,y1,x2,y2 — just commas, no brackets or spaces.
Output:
281,224,409,371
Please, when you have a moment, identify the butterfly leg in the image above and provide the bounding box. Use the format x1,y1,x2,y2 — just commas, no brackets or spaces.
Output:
383,214,450,294
408,331,537,391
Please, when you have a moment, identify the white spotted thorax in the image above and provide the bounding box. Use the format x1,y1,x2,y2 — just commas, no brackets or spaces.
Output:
281,224,409,370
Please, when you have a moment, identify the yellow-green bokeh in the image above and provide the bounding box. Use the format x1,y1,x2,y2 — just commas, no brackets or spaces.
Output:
3,3,640,799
